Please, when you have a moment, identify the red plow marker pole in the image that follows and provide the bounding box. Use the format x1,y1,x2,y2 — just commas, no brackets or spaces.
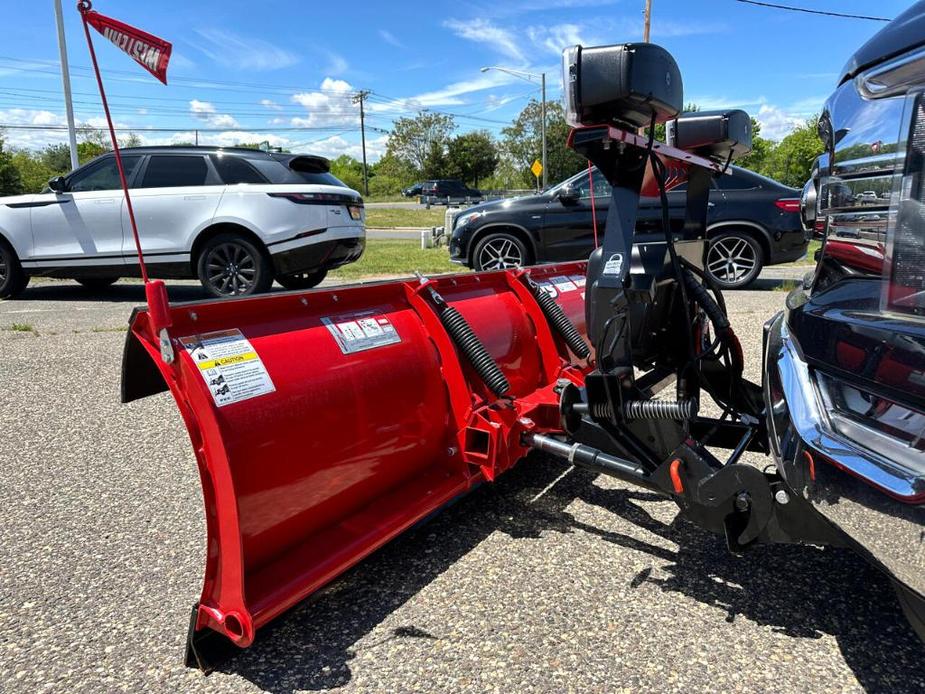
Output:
588,160,599,248
77,1,172,337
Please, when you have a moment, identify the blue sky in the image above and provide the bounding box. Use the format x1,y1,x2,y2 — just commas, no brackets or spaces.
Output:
0,0,912,161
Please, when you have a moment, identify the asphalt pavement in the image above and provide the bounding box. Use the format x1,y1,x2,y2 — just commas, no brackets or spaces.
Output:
1,277,923,693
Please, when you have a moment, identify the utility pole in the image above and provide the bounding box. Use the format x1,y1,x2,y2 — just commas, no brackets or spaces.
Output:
643,0,653,42
540,72,547,190
53,0,79,170
353,90,371,196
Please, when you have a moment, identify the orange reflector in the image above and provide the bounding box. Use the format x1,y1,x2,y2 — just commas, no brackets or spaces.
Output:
803,450,815,481
669,458,684,494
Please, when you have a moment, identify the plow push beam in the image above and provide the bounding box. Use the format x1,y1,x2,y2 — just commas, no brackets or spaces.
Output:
122,263,590,666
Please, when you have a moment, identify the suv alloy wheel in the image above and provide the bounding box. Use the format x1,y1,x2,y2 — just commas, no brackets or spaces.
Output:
473,233,530,271
705,231,764,289
197,234,273,298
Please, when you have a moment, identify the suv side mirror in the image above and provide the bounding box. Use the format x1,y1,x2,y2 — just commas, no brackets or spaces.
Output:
47,176,67,193
557,184,580,204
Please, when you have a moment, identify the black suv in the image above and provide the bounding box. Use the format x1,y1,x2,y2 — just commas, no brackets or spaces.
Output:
421,179,482,204
449,165,807,288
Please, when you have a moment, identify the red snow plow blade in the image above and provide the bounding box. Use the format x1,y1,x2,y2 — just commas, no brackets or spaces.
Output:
121,263,590,666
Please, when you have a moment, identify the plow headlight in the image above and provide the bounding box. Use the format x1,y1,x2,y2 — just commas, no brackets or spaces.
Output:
562,42,683,129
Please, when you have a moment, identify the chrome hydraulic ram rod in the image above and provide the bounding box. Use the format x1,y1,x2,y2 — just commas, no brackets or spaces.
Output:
524,432,663,493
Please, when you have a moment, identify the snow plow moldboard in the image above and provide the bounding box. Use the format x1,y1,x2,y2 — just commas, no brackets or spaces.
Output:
121,262,591,669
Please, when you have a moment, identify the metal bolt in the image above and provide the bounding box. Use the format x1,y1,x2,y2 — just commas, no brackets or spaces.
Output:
447,447,458,456
300,297,308,305
189,311,198,321
734,492,750,511
775,489,790,505
332,294,339,302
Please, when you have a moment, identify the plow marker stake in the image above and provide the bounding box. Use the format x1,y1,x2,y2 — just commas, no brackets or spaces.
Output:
122,263,590,662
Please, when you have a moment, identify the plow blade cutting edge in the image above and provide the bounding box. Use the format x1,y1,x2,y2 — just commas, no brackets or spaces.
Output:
121,262,591,667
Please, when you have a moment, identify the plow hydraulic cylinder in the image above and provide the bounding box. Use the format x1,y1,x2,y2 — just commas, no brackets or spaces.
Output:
524,432,659,491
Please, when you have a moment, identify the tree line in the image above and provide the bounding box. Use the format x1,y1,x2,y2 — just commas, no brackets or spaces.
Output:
0,101,823,198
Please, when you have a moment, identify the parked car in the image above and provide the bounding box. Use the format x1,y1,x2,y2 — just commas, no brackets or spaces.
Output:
421,179,482,204
449,165,807,288
0,146,365,299
402,182,424,197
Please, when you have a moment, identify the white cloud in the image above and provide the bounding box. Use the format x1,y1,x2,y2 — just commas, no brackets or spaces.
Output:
755,104,804,141
291,78,358,128
260,99,283,111
379,30,405,49
189,99,240,129
324,52,349,76
301,134,389,162
444,18,527,65
370,73,514,112
193,28,299,71
526,23,594,55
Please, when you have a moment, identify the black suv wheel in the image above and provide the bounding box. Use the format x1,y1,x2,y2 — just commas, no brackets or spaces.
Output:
0,241,29,299
197,234,273,298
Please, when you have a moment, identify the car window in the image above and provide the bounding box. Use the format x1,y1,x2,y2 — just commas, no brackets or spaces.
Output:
140,155,209,188
211,155,268,184
574,169,610,199
68,156,141,192
715,171,759,191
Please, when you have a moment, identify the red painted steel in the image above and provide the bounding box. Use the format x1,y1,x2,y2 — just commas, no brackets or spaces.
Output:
125,263,589,648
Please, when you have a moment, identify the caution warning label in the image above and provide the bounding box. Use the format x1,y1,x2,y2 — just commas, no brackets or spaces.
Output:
323,311,400,354
179,329,275,407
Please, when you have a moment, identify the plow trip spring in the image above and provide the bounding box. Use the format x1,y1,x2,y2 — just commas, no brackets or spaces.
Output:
122,262,591,667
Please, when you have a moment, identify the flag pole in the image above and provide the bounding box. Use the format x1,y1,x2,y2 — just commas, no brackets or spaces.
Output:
77,0,171,350
77,0,148,283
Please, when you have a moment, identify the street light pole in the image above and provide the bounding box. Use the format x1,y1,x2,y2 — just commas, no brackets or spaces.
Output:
481,66,546,189
53,0,79,170
643,0,653,42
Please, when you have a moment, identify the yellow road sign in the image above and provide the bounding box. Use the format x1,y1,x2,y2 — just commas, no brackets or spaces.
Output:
531,159,543,178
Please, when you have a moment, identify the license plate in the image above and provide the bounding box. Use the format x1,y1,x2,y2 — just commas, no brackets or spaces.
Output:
348,205,363,221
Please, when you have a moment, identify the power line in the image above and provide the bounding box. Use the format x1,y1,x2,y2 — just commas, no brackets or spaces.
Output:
732,0,890,21
0,123,389,134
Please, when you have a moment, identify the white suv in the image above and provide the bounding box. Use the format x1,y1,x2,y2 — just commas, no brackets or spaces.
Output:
0,147,365,298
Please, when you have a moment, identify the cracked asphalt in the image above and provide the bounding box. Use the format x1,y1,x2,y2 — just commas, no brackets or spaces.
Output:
1,277,923,693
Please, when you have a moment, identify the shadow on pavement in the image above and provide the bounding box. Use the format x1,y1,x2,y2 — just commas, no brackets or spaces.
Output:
213,458,925,693
16,281,214,304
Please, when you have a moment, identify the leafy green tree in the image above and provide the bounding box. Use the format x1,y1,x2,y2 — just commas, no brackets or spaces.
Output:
735,118,774,174
421,140,448,179
446,130,497,187
0,137,24,196
386,111,455,174
759,116,824,187
329,154,365,192
11,150,55,193
502,99,584,188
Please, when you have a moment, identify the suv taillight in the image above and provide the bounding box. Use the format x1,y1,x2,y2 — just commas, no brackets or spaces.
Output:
775,198,801,213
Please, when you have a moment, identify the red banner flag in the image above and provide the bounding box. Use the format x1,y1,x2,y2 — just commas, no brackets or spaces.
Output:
82,7,171,84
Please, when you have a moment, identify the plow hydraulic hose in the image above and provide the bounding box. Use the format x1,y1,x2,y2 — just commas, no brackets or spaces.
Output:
529,281,591,359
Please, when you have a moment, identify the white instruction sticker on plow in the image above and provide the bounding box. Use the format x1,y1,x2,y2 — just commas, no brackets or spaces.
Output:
180,329,275,407
323,311,400,354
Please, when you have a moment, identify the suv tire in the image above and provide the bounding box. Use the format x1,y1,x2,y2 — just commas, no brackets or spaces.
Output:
276,269,327,290
75,277,119,290
0,242,29,299
197,233,273,298
473,232,531,271
706,230,764,289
